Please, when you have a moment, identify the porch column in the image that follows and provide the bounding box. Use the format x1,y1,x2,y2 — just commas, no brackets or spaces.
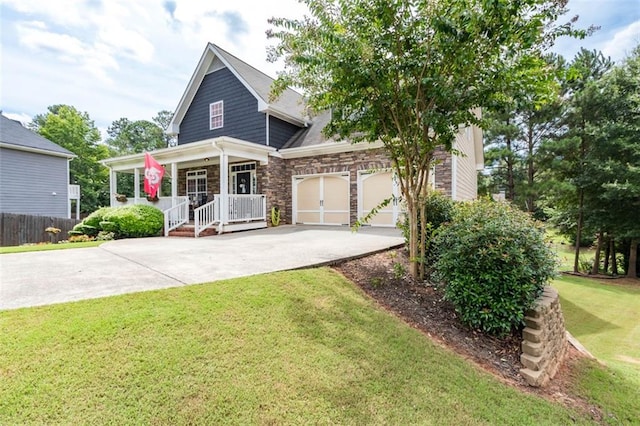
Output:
171,162,178,205
134,167,141,202
219,151,229,233
109,168,117,207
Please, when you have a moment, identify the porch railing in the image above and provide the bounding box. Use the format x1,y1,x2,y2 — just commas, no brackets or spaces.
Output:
227,194,266,223
113,196,187,212
164,199,189,236
194,198,219,237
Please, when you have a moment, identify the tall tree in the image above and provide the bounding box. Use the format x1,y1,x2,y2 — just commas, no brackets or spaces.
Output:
483,54,566,214
541,49,613,272
268,0,586,278
30,105,110,214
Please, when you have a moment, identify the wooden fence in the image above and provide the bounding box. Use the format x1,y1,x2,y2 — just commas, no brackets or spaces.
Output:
0,213,81,247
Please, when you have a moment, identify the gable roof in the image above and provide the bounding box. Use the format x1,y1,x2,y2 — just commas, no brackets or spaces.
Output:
169,43,307,135
0,115,75,158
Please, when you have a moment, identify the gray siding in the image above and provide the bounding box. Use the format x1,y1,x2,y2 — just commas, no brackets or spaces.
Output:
179,68,266,145
269,116,302,149
0,148,69,217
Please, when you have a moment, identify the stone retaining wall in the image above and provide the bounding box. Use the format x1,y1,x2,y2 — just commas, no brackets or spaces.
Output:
520,286,568,387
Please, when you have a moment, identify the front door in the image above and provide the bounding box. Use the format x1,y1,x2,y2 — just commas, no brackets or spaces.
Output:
234,171,252,194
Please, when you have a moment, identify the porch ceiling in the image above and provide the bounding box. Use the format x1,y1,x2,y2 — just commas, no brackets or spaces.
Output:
102,137,275,172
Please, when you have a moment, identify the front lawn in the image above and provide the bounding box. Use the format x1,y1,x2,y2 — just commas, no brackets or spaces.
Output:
0,241,104,254
1,268,588,425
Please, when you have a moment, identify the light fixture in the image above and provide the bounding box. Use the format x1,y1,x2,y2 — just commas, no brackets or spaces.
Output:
204,157,209,162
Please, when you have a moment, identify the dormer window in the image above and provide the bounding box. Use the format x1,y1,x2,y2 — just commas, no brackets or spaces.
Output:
210,101,224,129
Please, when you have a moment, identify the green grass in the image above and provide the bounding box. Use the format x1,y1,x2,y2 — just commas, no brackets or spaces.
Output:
552,274,640,423
0,241,104,254
1,268,589,425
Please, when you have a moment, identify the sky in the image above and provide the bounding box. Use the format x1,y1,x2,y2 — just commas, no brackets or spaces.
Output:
1,0,639,138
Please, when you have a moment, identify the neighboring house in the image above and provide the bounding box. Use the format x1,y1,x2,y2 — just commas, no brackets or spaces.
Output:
102,43,483,236
0,114,78,218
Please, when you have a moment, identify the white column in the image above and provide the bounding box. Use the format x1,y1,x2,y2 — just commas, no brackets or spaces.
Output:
134,167,140,202
219,151,228,233
171,162,178,205
109,168,117,207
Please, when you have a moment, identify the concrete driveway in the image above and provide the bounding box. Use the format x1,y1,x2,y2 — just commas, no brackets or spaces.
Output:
0,225,403,310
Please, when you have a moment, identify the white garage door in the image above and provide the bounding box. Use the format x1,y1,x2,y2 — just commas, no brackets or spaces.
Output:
293,173,350,225
358,170,401,227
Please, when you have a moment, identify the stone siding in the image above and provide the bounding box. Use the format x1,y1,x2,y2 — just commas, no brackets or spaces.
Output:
520,286,568,387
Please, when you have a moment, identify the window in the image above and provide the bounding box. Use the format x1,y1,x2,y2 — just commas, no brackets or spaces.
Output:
186,170,207,203
210,101,224,129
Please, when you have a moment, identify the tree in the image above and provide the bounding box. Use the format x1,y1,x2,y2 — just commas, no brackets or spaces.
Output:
483,54,567,216
153,110,177,147
104,113,173,196
105,118,167,155
540,49,613,272
268,0,586,279
30,105,110,214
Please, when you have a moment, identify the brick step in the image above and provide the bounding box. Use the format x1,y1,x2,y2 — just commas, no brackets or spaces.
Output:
168,226,217,238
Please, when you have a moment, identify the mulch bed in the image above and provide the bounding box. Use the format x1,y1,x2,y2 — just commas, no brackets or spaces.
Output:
331,247,604,422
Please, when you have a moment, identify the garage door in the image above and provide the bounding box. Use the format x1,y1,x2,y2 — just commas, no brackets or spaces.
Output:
358,170,401,227
293,173,350,225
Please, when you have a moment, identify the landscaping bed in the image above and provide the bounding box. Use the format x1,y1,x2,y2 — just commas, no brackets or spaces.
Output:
333,247,604,421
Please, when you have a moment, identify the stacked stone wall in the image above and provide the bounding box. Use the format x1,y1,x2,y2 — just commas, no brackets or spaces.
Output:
520,286,568,387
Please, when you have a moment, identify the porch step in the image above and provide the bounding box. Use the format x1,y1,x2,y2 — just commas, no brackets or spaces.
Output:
168,225,217,238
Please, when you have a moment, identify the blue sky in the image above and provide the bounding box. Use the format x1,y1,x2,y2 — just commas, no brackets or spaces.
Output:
1,0,638,136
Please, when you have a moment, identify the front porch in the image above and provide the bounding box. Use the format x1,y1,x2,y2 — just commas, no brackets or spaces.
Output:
102,137,274,237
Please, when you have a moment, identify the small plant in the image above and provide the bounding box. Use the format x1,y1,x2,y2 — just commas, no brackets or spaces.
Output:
393,262,406,279
68,234,95,243
45,227,61,235
370,277,384,288
96,231,115,241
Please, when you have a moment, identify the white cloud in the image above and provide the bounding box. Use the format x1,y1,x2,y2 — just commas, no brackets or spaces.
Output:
602,20,640,61
2,111,33,126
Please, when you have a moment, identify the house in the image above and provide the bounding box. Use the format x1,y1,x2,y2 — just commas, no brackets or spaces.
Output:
0,114,79,218
101,43,483,236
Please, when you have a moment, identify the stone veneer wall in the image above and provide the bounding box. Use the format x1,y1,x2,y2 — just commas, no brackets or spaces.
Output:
520,286,568,387
261,147,453,226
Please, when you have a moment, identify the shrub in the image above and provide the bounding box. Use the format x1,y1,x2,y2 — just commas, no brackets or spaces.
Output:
103,204,163,238
99,221,118,233
83,207,114,229
433,199,557,336
71,223,98,237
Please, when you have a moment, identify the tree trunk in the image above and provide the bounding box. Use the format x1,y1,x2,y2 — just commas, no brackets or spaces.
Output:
603,234,610,273
526,123,535,213
611,237,618,276
592,231,602,275
506,134,515,202
627,238,638,279
407,198,418,279
573,189,584,273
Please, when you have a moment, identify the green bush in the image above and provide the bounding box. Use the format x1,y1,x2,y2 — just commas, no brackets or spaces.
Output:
103,205,164,238
83,207,113,229
71,223,99,237
400,191,455,275
99,221,118,233
433,199,557,336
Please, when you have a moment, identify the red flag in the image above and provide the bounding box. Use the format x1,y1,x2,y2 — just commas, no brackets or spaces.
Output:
144,153,165,197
